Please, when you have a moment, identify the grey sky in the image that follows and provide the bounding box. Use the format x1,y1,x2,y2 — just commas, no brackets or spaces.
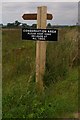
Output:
2,2,78,25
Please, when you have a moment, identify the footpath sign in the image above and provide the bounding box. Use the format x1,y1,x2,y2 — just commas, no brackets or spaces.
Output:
22,13,53,20
22,6,58,92
22,29,58,41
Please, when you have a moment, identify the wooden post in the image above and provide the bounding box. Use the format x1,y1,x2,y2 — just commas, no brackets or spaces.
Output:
22,6,53,92
36,6,47,92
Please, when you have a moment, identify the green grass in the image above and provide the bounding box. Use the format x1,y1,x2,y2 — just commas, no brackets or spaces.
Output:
0,29,2,120
44,68,78,118
2,27,78,118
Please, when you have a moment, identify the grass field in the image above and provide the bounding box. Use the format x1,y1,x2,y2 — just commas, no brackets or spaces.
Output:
0,29,2,120
2,27,78,118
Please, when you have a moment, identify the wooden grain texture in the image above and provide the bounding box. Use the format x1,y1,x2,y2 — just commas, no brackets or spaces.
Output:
36,6,47,92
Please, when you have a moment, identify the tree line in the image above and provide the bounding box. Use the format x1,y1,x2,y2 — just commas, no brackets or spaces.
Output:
1,20,77,28
1,20,52,28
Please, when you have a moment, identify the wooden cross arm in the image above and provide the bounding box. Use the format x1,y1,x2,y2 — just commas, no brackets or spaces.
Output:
22,13,53,20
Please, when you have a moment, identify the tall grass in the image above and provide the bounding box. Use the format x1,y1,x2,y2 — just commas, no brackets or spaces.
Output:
2,27,78,118
44,27,78,86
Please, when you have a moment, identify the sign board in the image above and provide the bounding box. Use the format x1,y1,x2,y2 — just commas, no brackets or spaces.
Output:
22,28,58,41
22,13,53,20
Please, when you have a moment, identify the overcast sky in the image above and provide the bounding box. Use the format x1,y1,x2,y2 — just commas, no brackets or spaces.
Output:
1,2,78,25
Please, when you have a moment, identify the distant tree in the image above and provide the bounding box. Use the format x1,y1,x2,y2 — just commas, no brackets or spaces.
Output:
0,24,3,28
22,23,28,28
7,23,14,28
47,23,52,28
26,24,31,28
31,24,37,28
14,20,21,27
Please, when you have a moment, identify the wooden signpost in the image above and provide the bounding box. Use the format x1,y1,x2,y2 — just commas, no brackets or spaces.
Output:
22,13,53,20
22,6,53,92
36,6,47,92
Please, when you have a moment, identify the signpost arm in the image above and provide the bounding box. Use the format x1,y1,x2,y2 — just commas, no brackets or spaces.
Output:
36,6,47,92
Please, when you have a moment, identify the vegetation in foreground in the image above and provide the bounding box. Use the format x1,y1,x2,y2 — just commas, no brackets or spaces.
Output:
2,27,78,118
